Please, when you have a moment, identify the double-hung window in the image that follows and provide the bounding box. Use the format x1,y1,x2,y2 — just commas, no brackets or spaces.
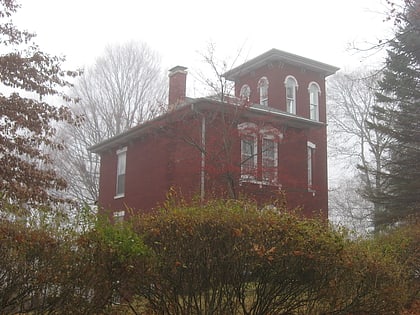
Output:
116,147,127,197
258,77,269,106
285,76,298,114
307,142,316,190
309,82,320,121
262,137,278,183
241,135,257,179
239,123,282,185
240,84,251,102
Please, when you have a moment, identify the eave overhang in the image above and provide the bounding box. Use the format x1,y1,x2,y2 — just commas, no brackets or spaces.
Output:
245,104,325,129
89,98,324,154
89,112,172,154
223,48,339,80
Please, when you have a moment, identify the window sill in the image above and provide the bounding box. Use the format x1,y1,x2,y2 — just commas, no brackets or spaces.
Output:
308,188,316,196
114,194,125,200
240,177,281,188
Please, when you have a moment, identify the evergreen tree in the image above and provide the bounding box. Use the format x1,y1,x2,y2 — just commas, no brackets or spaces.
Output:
368,0,420,227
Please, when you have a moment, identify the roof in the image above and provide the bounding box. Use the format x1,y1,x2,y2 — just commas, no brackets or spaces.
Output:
90,49,335,154
89,110,172,154
89,98,324,154
223,48,339,80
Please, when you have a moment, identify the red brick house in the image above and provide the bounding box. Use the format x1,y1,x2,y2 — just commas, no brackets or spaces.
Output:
90,49,338,220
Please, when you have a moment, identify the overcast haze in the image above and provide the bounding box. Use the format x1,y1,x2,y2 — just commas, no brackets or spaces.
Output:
10,0,396,222
15,0,392,74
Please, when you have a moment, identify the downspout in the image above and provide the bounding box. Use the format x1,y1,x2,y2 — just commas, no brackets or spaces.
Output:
200,114,206,202
191,103,206,202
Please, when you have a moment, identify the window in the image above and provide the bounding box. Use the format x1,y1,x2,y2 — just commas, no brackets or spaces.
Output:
241,135,257,179
116,147,127,197
238,122,258,180
309,82,320,120
262,137,278,183
285,76,298,114
113,210,125,223
240,84,251,101
258,77,269,106
239,123,282,185
307,142,316,190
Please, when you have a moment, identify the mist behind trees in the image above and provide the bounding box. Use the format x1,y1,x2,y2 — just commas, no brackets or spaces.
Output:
328,0,420,232
327,70,391,233
56,41,167,204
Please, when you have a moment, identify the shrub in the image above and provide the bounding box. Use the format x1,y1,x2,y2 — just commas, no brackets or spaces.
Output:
0,201,413,314
0,220,64,313
131,198,409,314
321,240,409,315
59,217,150,314
373,216,420,307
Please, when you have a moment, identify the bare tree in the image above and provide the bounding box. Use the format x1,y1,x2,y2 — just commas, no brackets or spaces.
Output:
171,44,252,199
329,177,374,235
57,41,167,204
194,41,246,101
327,70,391,232
165,45,286,201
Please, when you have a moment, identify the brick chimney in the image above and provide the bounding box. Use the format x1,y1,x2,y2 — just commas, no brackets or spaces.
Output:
168,66,187,109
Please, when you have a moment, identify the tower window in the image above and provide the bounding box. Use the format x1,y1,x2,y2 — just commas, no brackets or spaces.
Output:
258,77,269,106
240,84,251,101
285,76,298,114
309,82,321,121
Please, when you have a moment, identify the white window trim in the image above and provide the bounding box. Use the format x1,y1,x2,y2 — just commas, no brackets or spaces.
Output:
307,141,316,149
115,146,127,198
307,141,316,192
238,123,283,187
240,134,258,180
308,81,321,91
116,147,127,155
113,210,125,223
284,75,298,115
259,126,284,140
258,77,269,106
308,82,321,121
238,122,258,181
261,136,278,184
240,84,251,101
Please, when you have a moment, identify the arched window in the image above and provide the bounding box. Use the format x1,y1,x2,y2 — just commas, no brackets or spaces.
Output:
284,76,298,114
258,77,269,106
240,84,251,101
308,82,321,120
